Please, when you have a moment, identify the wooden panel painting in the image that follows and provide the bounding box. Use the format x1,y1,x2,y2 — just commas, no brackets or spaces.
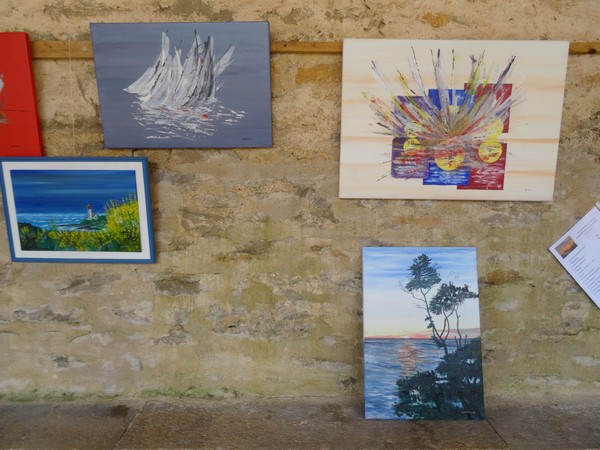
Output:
0,158,154,263
91,22,272,149
0,32,43,156
340,40,569,201
363,247,484,419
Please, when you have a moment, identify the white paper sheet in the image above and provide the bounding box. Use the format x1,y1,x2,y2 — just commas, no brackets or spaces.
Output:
550,202,600,307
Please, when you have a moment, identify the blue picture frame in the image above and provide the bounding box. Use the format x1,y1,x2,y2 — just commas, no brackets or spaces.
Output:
0,157,155,263
90,21,273,149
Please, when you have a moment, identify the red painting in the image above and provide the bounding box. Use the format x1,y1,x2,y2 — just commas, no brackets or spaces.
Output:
0,32,43,156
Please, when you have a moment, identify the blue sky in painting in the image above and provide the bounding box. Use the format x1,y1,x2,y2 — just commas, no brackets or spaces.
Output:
363,247,480,337
11,170,137,214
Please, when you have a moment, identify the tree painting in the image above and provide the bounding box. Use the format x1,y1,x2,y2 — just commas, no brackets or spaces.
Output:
397,253,483,419
403,254,478,355
362,247,484,419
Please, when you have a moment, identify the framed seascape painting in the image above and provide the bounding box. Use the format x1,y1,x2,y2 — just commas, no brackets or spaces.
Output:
340,39,569,201
0,32,44,156
91,22,272,149
0,158,154,263
362,247,484,420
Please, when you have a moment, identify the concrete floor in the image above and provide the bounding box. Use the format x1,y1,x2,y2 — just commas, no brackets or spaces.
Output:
1,397,599,449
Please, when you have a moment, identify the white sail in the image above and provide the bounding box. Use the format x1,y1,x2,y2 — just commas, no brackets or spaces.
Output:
214,45,235,91
185,35,215,106
124,31,234,110
214,44,235,77
124,32,171,97
169,33,202,106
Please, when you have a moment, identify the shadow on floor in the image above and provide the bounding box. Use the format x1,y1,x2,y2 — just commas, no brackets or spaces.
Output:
1,397,599,449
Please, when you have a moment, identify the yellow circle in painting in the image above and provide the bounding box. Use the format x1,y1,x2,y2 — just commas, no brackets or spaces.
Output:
403,138,421,152
435,149,465,171
483,118,505,139
478,139,503,164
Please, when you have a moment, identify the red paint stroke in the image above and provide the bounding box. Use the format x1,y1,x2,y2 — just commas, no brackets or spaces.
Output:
457,143,507,190
469,83,513,132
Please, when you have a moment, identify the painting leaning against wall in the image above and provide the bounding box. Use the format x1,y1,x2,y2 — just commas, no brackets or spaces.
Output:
0,157,154,263
91,22,272,149
362,247,484,420
340,39,569,201
0,32,43,157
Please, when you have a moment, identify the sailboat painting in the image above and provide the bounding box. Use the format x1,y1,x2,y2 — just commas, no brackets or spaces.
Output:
91,22,272,149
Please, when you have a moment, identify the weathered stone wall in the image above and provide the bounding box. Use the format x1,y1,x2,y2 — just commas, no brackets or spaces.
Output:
0,0,599,404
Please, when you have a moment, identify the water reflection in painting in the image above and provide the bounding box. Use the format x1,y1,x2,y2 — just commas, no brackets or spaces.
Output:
362,247,484,420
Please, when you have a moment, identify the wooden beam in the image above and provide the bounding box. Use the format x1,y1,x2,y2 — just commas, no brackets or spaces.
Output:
31,40,93,59
269,41,343,54
569,42,600,55
29,40,600,59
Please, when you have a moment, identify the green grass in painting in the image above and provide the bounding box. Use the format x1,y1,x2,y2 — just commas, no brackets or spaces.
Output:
18,195,142,252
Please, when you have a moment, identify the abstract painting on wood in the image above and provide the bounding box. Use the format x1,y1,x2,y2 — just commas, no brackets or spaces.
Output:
340,40,569,201
91,22,272,149
0,157,154,263
363,247,484,419
0,32,43,156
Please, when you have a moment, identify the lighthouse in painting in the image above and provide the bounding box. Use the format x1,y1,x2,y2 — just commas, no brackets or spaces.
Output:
87,204,92,220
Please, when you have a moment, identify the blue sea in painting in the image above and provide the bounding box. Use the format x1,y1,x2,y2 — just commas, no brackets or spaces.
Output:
364,338,457,419
10,169,137,224
17,212,91,231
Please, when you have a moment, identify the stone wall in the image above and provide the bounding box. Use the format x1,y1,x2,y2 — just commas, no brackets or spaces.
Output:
0,0,599,404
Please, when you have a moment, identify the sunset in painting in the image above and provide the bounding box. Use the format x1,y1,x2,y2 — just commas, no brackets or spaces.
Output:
363,247,484,420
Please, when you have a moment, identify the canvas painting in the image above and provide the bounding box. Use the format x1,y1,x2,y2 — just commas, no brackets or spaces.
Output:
0,157,154,263
0,32,43,156
363,247,484,419
91,22,272,149
340,39,569,201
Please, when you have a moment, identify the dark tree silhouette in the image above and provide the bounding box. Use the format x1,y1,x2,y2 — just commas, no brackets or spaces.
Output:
401,254,448,354
395,253,484,420
430,282,478,349
394,338,484,419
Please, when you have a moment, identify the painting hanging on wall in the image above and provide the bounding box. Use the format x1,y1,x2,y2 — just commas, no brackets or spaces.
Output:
0,157,154,263
0,32,44,157
362,247,484,419
91,22,272,149
340,39,569,201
